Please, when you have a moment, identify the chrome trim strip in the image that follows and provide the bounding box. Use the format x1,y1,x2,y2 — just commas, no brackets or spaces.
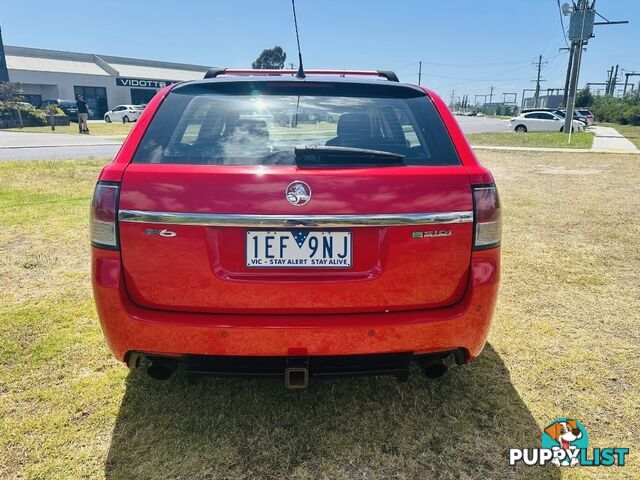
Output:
118,210,473,227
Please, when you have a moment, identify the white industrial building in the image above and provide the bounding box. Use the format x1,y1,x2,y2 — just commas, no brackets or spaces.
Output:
5,45,213,118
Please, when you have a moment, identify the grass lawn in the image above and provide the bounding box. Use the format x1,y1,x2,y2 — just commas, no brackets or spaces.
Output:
601,122,640,149
467,131,594,149
1,152,638,479
7,122,134,136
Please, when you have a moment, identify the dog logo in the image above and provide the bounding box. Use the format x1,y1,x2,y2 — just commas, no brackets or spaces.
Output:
285,181,311,206
542,418,589,467
510,417,628,468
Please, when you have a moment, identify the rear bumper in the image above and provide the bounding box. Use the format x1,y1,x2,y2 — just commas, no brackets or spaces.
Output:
92,247,500,362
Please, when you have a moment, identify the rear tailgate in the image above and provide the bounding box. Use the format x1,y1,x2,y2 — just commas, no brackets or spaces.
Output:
118,165,472,314
116,79,474,314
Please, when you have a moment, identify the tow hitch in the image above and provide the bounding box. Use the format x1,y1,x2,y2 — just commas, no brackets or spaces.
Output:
285,356,309,389
137,350,465,387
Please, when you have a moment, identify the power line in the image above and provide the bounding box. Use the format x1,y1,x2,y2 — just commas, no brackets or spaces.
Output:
540,23,561,56
532,55,548,107
393,58,532,72
448,63,533,87
556,0,570,48
416,59,531,68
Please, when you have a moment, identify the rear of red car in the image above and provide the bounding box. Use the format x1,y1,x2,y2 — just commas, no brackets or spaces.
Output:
91,72,500,387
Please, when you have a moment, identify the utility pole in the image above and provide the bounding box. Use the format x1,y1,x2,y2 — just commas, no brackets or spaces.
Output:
562,0,628,134
289,62,295,70
561,45,575,107
502,92,517,104
488,86,494,105
418,61,422,86
623,72,640,94
611,64,619,95
450,90,455,109
564,39,584,133
563,0,590,134
605,65,620,95
532,55,547,108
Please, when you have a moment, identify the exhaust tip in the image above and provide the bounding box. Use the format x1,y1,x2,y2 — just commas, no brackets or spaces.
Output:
146,359,177,381
421,361,448,379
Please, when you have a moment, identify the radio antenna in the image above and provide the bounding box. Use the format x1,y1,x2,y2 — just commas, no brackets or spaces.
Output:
291,0,305,78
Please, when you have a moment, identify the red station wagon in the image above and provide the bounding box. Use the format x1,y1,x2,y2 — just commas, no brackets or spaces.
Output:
91,69,501,388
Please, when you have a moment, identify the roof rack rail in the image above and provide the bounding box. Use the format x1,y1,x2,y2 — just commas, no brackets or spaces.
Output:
203,68,399,82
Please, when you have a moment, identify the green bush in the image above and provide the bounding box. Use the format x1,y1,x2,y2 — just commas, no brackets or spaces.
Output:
591,91,640,126
0,101,48,126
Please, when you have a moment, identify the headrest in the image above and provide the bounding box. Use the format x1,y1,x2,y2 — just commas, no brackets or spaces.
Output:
337,113,371,138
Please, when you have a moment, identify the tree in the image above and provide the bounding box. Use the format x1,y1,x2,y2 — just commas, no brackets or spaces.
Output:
0,81,25,128
0,81,23,103
591,90,640,125
575,86,594,108
252,46,287,69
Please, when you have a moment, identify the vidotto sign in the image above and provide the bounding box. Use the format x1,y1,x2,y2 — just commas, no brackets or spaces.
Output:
116,77,174,88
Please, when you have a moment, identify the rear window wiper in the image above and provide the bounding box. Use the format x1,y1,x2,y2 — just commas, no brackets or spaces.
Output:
294,146,405,168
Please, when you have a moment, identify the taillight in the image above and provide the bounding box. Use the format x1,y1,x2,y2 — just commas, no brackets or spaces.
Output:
90,181,120,249
473,185,501,250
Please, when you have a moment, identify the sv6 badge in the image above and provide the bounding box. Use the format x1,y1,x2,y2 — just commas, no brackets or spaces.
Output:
412,230,451,238
144,228,176,237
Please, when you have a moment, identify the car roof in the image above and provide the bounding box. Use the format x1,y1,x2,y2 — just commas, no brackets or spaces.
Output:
176,74,425,94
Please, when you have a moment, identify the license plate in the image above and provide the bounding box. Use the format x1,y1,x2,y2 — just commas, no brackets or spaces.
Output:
246,230,352,268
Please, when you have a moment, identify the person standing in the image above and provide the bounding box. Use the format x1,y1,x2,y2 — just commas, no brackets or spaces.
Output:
76,95,90,134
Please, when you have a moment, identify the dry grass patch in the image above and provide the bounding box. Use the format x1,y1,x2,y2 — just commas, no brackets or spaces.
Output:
0,152,638,479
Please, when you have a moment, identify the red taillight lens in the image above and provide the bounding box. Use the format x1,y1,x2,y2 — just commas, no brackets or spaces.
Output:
473,185,501,249
91,182,120,249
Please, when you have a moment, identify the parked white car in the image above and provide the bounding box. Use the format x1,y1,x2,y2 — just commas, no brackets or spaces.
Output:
509,111,585,133
104,105,144,123
576,109,595,126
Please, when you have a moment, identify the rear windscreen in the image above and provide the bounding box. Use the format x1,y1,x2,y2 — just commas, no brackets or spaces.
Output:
133,81,460,166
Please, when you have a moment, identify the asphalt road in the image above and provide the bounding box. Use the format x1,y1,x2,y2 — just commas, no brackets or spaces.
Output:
0,144,122,161
0,131,121,161
454,115,509,134
0,117,510,161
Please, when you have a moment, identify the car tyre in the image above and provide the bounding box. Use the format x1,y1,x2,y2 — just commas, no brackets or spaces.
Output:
123,116,129,124
514,125,527,133
105,115,111,123
559,126,574,133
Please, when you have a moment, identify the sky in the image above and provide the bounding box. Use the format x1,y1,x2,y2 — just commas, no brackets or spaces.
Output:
2,0,638,103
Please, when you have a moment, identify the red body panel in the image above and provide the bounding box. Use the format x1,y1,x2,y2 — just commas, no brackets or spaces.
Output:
93,247,499,361
118,165,472,313
92,82,500,364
